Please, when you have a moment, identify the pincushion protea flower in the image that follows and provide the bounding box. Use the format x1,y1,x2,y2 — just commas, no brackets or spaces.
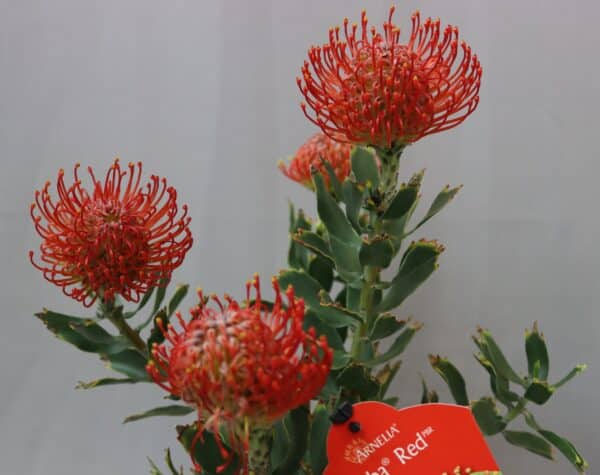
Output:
30,159,193,307
147,275,333,474
298,7,482,151
278,132,353,189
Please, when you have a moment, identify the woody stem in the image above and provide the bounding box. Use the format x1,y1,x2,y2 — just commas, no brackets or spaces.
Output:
101,299,148,356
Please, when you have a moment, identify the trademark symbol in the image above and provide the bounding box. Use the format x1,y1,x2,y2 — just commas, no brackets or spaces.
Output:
381,457,390,466
421,426,434,437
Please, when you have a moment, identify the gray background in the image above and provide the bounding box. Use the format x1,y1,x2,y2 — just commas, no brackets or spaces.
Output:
1,0,598,473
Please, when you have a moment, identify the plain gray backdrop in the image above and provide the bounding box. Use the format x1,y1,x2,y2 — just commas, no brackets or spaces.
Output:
1,1,598,473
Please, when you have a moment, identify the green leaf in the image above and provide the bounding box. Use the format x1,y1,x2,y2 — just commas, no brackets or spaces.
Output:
152,281,169,316
329,235,362,284
359,236,394,268
332,350,352,370
102,349,150,381
321,157,344,200
538,429,589,472
294,230,333,263
365,323,421,367
471,398,507,436
503,430,554,460
420,378,439,404
351,146,379,188
166,284,189,317
124,287,155,319
473,353,520,406
524,380,555,405
376,361,402,399
342,179,364,232
337,363,380,399
35,309,129,355
164,448,183,475
554,364,587,389
314,173,361,245
382,171,423,220
409,184,462,232
178,424,239,475
304,312,344,351
148,457,163,475
124,405,195,424
278,270,361,328
308,256,334,292
272,406,310,475
76,377,136,389
525,322,549,380
310,405,331,474
369,314,406,340
376,240,444,313
429,355,469,406
475,329,526,387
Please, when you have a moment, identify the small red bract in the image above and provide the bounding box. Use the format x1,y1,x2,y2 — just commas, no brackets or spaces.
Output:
29,159,193,306
279,132,353,189
147,275,333,474
298,7,483,150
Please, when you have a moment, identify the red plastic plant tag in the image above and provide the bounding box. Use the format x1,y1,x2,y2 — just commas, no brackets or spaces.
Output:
324,402,500,475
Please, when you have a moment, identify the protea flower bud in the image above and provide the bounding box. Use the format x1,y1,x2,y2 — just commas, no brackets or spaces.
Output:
278,132,353,189
147,275,333,474
29,159,193,306
298,7,482,151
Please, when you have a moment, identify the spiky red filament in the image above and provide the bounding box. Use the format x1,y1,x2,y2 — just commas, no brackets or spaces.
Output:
147,276,333,474
30,159,193,306
278,132,353,189
297,7,482,150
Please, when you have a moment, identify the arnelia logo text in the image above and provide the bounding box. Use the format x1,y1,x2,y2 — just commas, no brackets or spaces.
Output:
344,424,401,464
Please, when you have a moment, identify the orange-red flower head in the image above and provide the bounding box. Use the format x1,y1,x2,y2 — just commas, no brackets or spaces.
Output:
279,133,353,189
30,159,193,307
298,7,482,150
147,276,332,473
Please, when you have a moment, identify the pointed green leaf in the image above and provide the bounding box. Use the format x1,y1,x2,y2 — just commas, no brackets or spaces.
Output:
538,429,588,472
471,398,507,436
420,378,439,404
294,230,333,263
279,270,360,328
474,353,520,406
102,349,150,381
152,281,169,316
475,329,526,387
342,179,364,232
409,184,461,232
429,355,469,406
365,323,421,367
525,322,549,380
503,430,554,460
359,236,394,268
376,361,402,399
310,405,331,474
166,284,189,317
321,156,344,200
272,406,310,475
369,314,406,341
382,170,424,220
76,377,136,389
308,256,334,291
333,350,352,370
376,240,444,313
554,364,587,389
124,405,195,424
351,146,379,188
124,287,155,319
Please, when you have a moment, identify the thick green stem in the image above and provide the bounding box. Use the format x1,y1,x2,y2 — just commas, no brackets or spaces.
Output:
101,299,148,355
350,147,404,361
248,425,273,475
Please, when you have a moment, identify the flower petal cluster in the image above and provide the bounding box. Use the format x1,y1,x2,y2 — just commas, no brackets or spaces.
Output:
147,276,332,472
30,159,193,306
298,7,482,149
279,132,353,189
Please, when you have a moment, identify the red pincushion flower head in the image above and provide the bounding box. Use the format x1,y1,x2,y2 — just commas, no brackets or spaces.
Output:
278,132,353,189
147,275,333,473
30,159,193,307
298,7,482,151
